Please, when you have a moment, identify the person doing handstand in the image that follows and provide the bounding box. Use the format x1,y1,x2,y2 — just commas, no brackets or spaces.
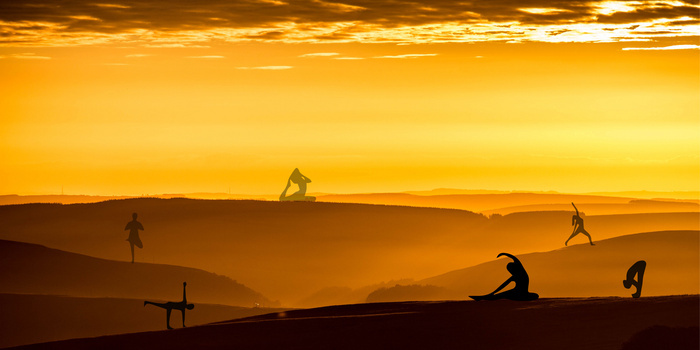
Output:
124,212,144,263
565,202,594,246
144,282,195,329
470,253,539,301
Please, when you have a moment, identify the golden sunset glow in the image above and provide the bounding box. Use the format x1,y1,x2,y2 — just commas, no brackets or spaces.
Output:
1,0,698,196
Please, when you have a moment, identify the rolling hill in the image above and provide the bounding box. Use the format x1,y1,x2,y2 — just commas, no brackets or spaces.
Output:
316,192,699,213
0,239,275,307
419,230,699,299
0,293,287,348
0,198,697,305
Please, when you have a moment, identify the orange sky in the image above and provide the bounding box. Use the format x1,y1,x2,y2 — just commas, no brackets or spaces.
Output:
1,1,698,195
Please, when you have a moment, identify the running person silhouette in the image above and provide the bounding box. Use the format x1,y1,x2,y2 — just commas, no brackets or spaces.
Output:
565,202,594,246
470,253,539,301
144,282,195,329
124,212,144,263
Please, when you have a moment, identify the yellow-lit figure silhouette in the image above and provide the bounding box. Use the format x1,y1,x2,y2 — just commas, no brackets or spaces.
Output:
565,202,594,246
279,168,316,201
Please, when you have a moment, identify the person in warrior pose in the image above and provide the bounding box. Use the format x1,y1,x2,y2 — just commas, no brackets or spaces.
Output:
623,260,647,298
565,202,594,246
470,253,539,301
279,168,316,201
124,212,145,263
144,282,195,329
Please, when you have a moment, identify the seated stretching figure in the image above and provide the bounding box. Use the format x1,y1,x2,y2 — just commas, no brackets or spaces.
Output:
279,168,316,201
623,260,646,298
470,253,539,301
144,282,195,329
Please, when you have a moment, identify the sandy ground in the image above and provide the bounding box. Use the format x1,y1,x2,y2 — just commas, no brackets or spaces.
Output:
8,295,698,350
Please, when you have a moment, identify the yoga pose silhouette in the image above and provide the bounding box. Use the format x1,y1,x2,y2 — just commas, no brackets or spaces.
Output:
565,202,594,246
470,253,539,301
279,168,316,201
144,282,195,329
124,212,144,263
623,260,647,298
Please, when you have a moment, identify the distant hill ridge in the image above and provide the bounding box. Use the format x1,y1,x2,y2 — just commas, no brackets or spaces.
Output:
0,198,697,305
418,230,700,298
0,239,276,307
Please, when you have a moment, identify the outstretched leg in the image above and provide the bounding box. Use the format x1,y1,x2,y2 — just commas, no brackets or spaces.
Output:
181,309,186,327
580,229,595,245
565,228,579,246
144,301,175,329
166,308,173,329
144,301,169,309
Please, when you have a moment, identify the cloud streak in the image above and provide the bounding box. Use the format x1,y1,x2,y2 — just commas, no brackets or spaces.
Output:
374,54,438,59
299,52,340,57
622,44,700,50
0,53,51,59
236,66,293,70
0,0,697,46
186,55,226,59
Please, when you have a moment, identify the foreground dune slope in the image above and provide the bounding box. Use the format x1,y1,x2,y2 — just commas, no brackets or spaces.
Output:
9,296,698,350
0,293,286,348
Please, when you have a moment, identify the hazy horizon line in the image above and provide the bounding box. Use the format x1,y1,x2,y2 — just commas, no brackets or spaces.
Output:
2,188,699,199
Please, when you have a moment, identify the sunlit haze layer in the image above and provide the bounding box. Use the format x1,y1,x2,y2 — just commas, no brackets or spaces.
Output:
1,0,698,195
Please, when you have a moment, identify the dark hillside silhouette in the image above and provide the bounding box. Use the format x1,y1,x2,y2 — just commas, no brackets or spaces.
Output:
366,284,450,303
8,296,698,350
0,293,287,348
480,199,700,216
0,239,275,307
316,192,684,213
0,199,696,304
420,230,698,299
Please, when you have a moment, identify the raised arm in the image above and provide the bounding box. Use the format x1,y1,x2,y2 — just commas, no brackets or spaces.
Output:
497,252,522,266
571,202,579,216
183,282,187,302
279,179,291,200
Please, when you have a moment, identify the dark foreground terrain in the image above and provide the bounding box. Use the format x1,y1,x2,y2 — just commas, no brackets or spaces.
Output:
9,295,698,350
0,294,286,348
